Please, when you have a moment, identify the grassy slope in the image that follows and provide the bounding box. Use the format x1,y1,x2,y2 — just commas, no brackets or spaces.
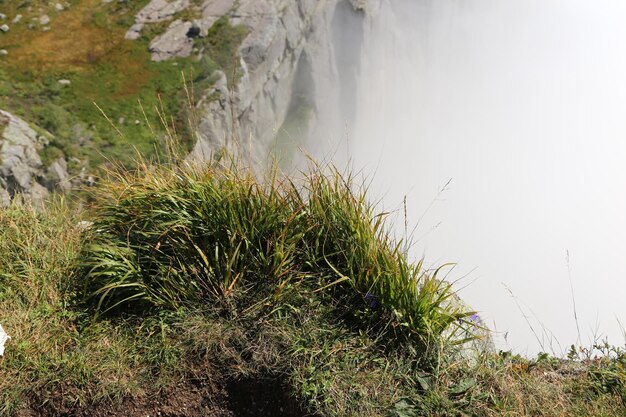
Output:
0,3,623,416
0,0,246,171
0,158,624,416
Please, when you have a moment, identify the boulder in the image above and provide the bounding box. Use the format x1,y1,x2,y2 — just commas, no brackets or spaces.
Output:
0,110,70,207
125,0,190,39
149,19,194,61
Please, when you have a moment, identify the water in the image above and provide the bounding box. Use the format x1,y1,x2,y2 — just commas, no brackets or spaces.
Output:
315,0,626,354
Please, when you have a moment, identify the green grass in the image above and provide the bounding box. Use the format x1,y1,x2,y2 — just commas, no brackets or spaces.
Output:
80,156,467,345
0,157,624,416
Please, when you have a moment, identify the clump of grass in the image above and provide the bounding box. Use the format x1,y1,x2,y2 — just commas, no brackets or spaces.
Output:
80,156,468,351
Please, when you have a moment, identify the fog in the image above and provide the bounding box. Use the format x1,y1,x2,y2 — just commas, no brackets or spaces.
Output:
314,0,626,354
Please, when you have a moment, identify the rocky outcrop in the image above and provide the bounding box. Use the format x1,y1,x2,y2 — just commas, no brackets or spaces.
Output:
187,0,366,169
149,19,194,61
123,0,368,169
0,110,69,207
125,0,190,40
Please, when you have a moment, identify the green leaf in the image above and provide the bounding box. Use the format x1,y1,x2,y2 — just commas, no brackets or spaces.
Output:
392,399,418,417
449,378,477,395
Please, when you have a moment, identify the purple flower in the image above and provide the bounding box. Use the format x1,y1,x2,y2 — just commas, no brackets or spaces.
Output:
365,292,379,309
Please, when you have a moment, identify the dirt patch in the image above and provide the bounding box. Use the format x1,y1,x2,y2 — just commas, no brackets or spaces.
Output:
226,377,314,417
20,372,312,417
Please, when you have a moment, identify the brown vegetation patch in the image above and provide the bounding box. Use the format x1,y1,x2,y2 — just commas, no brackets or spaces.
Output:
2,0,124,73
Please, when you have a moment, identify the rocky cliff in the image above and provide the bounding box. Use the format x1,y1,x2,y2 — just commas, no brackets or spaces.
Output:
125,0,369,169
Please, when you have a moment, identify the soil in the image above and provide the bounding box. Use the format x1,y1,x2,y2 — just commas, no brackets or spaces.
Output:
17,371,314,417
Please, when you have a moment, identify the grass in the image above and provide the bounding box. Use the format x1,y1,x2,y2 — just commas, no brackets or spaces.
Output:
0,153,624,416
80,156,467,344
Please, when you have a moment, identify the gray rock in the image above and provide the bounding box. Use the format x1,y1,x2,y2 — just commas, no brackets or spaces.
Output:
124,23,144,40
12,14,21,24
199,0,234,35
0,110,69,206
0,24,9,32
149,19,194,61
444,289,495,356
0,187,9,208
0,49,7,56
58,79,71,86
39,15,50,25
0,13,6,20
46,157,71,193
124,0,190,39
55,3,65,11
0,110,45,203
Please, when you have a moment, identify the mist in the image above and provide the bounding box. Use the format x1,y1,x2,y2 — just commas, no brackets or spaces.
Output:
311,0,626,354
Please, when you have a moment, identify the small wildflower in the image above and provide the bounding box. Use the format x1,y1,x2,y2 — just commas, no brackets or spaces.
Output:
365,292,379,309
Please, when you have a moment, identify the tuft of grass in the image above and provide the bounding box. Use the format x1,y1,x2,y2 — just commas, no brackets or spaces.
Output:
79,156,468,349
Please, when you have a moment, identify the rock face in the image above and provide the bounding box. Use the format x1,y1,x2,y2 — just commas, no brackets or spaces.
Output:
125,0,190,40
149,19,194,61
123,0,371,169
183,0,366,169
0,110,69,207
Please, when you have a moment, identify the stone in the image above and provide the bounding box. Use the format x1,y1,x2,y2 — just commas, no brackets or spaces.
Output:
0,110,68,206
281,2,303,50
39,15,50,25
199,0,234,35
77,220,94,230
46,157,71,193
0,49,7,56
0,324,10,356
124,23,144,40
55,3,65,11
0,24,9,32
149,19,194,61
12,14,21,24
0,13,6,20
58,79,71,86
0,186,10,208
124,0,190,39
0,110,43,198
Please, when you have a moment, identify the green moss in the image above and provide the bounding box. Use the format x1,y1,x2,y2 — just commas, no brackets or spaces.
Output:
196,16,249,87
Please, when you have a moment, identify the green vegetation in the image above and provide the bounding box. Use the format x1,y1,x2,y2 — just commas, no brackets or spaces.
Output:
0,154,624,416
0,4,624,415
0,0,246,172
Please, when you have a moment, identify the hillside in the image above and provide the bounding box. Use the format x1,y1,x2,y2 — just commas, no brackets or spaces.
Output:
0,156,624,416
0,1,625,416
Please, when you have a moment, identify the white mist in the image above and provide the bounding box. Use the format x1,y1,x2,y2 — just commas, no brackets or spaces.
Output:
314,0,626,354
